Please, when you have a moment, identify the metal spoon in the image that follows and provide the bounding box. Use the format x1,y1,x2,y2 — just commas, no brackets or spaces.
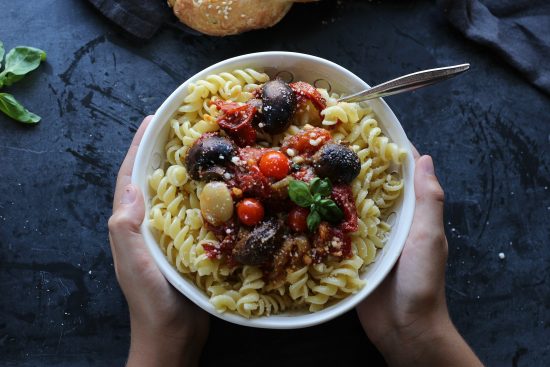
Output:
337,63,470,103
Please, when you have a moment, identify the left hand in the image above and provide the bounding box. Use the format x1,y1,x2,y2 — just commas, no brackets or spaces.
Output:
108,116,209,367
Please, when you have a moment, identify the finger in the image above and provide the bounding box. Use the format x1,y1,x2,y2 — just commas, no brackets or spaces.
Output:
411,155,445,235
108,184,147,262
400,155,447,286
114,116,153,211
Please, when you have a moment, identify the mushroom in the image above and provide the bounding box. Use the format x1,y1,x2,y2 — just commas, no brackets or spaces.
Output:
232,217,284,265
259,79,297,134
185,134,236,181
312,143,361,184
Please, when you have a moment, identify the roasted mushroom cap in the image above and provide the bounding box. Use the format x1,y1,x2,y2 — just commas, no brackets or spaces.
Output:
232,217,284,265
185,134,235,181
313,143,361,184
260,79,297,134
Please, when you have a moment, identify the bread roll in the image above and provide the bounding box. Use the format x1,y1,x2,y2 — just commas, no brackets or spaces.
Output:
168,0,316,36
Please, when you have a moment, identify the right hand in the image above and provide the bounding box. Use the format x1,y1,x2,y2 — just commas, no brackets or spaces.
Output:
356,155,483,366
108,116,209,367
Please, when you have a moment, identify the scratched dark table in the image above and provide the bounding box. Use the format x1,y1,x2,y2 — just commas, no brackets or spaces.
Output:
1,0,549,366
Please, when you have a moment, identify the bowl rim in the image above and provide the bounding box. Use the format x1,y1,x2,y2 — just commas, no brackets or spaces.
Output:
132,51,415,329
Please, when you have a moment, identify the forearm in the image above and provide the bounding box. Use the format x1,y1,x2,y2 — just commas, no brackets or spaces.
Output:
127,323,201,367
377,316,483,367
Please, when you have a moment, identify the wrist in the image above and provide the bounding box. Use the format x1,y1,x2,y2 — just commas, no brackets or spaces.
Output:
375,310,483,367
375,308,453,365
127,321,202,367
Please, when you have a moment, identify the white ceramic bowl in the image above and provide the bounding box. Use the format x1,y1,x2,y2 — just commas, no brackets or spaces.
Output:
132,52,415,329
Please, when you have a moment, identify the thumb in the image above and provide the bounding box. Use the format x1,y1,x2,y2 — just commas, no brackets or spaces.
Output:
413,155,445,231
108,184,145,250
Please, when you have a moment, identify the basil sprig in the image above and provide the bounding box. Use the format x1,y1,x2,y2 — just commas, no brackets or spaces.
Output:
0,41,46,124
0,93,40,123
288,177,344,232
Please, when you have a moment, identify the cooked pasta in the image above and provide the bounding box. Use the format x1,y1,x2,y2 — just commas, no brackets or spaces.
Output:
148,68,405,317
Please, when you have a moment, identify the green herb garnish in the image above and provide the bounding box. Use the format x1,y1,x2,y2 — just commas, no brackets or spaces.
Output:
288,177,343,232
0,41,46,124
0,93,41,123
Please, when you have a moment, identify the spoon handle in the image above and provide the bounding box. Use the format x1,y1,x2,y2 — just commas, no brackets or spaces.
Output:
337,63,470,103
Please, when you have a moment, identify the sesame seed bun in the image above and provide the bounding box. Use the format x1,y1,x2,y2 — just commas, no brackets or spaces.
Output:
168,0,316,36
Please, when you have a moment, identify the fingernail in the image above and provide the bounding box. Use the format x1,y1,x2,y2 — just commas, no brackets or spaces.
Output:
421,156,435,176
121,185,136,205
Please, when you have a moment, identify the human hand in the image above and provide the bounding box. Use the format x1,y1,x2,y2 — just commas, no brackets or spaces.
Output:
108,116,209,367
356,154,483,366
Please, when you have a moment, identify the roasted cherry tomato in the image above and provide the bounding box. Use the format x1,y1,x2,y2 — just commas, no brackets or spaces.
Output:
289,81,327,112
212,100,257,147
237,198,265,226
281,127,332,156
288,207,309,232
259,151,290,180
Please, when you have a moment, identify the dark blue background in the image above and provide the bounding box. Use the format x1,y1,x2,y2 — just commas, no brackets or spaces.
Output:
1,1,549,366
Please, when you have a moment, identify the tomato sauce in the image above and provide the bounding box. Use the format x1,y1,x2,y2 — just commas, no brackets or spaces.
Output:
212,100,257,147
331,184,358,233
204,220,239,263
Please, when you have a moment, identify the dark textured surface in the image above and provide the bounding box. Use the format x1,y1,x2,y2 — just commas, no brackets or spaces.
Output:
0,1,549,366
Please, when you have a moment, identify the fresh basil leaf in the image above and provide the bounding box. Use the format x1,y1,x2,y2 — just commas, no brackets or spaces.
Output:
317,199,344,222
310,203,317,213
310,177,332,197
318,198,332,207
0,46,47,87
309,177,321,194
307,210,321,232
313,193,322,203
0,93,41,123
289,180,313,207
316,204,331,220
